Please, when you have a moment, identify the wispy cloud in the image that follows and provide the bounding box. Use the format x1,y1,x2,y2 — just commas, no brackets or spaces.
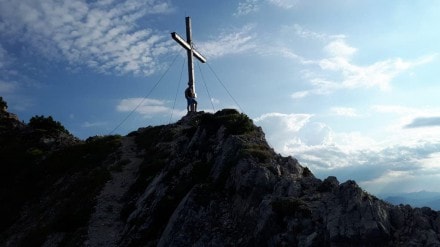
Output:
117,98,171,115
291,78,339,99
82,121,108,128
317,39,436,91
0,44,19,93
0,44,9,69
372,105,420,115
330,107,359,117
198,25,257,59
291,91,310,99
267,0,299,9
116,97,187,120
235,0,298,16
0,0,174,75
0,80,17,93
234,0,259,16
286,25,438,98
293,24,345,41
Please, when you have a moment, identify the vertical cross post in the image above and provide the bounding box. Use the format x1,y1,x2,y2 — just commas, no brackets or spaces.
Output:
186,17,195,92
171,16,207,97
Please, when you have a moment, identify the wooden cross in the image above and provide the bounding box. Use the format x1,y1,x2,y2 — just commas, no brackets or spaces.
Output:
171,16,207,95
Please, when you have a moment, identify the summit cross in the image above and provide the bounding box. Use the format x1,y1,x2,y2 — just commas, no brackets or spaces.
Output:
171,16,207,95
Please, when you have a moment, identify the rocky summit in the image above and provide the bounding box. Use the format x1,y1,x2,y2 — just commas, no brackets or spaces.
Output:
1,107,440,247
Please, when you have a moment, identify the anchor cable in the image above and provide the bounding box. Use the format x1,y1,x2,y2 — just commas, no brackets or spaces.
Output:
169,57,186,123
109,52,180,135
196,60,215,112
205,62,244,113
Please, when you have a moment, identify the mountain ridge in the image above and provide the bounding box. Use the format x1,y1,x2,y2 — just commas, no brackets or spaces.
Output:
381,191,440,211
1,105,440,246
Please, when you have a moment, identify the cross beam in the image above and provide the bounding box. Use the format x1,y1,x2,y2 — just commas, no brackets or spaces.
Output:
171,16,206,94
171,32,207,63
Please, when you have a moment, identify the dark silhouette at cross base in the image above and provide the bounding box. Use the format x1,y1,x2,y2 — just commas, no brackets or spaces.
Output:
185,83,197,112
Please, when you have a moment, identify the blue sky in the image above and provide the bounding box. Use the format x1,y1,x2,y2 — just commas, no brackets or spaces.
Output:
1,0,440,195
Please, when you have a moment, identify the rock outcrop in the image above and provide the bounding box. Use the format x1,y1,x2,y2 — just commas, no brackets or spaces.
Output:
1,108,439,246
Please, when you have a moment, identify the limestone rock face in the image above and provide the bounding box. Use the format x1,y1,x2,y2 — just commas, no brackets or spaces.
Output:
1,109,439,246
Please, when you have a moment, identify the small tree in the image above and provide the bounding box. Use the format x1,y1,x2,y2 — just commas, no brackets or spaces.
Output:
0,96,7,111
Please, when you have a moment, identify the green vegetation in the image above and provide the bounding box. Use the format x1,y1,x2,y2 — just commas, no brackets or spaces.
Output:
134,125,176,153
302,167,313,177
44,135,121,174
199,109,255,136
29,115,69,134
242,144,272,163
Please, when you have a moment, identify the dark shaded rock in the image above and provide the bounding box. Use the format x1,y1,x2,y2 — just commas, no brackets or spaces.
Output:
1,108,439,246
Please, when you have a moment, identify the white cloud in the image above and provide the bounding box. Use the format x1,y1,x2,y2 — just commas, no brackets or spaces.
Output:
289,27,438,98
372,105,416,115
117,98,170,115
291,91,310,99
254,112,312,131
82,121,108,128
267,0,298,9
255,111,440,194
302,51,436,96
330,107,358,117
290,78,341,99
198,25,257,59
0,0,174,75
116,97,187,121
372,104,440,135
293,24,345,41
211,98,220,104
324,39,357,58
254,112,313,152
235,0,259,16
317,40,435,91
420,152,440,171
372,104,440,117
291,133,440,194
235,0,298,16
257,43,311,65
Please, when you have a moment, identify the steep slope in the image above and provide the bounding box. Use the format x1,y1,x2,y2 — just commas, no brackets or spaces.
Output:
1,108,440,246
112,109,440,246
0,109,121,246
85,136,144,246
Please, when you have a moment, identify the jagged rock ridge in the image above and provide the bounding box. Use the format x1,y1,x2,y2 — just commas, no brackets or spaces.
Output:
1,107,439,246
